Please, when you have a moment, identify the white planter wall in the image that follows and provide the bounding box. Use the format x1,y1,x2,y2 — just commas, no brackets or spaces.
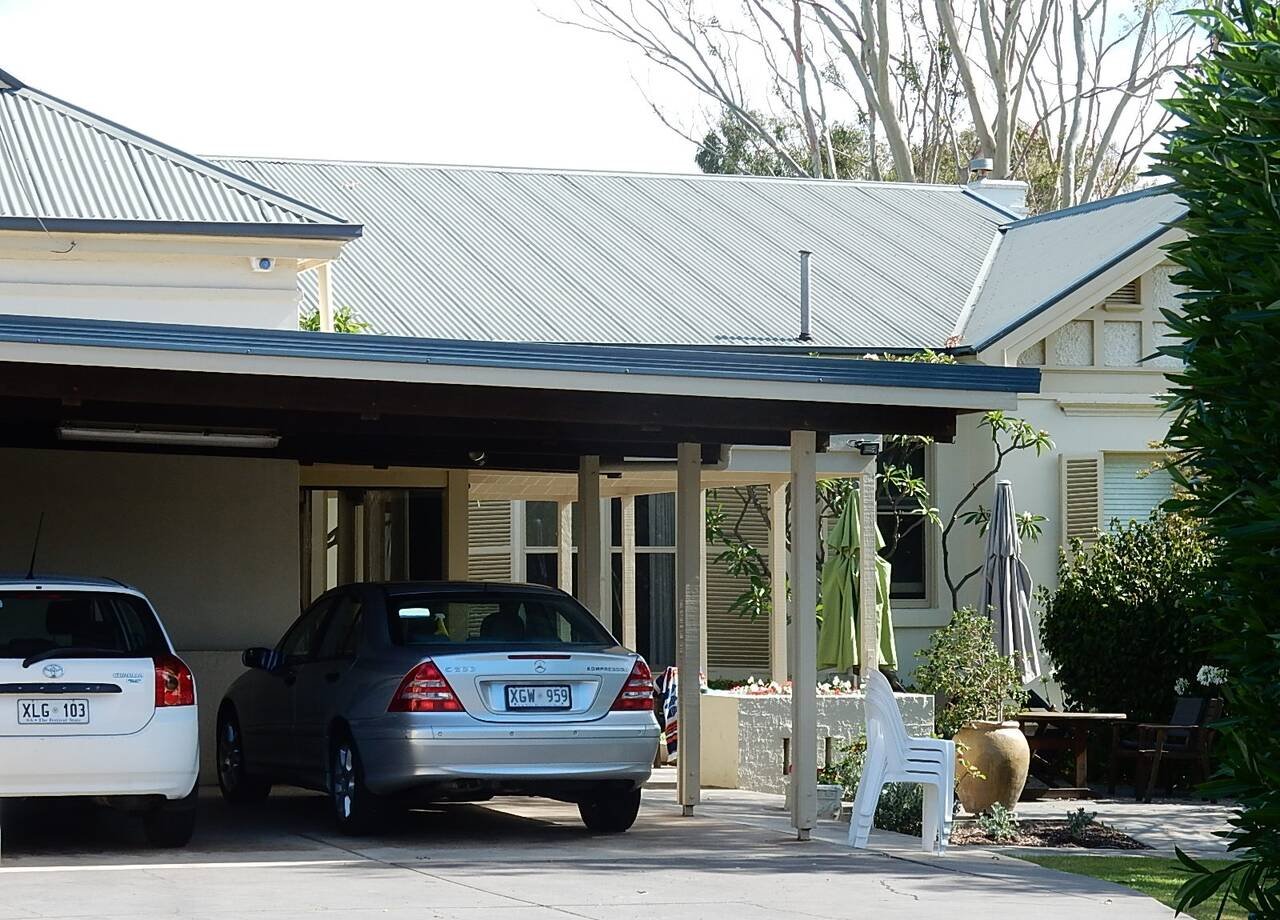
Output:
700,690,935,794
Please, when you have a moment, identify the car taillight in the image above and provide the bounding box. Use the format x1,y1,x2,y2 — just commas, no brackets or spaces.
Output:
388,659,464,712
611,658,655,711
154,654,195,707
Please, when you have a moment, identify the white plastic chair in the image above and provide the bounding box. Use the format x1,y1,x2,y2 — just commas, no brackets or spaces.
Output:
848,668,955,855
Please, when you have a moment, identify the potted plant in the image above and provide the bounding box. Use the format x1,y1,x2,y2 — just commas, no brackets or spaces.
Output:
915,607,1030,813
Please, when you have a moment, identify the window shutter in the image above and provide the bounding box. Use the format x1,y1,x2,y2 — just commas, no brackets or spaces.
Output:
1104,277,1141,306
705,488,771,674
1060,455,1102,550
468,500,513,581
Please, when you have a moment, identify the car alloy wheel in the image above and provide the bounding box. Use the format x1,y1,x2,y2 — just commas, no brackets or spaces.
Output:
332,742,357,821
217,719,244,790
215,710,270,805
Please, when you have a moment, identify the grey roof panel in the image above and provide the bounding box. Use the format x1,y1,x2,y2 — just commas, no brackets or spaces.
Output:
214,158,1010,349
0,70,358,239
960,187,1186,351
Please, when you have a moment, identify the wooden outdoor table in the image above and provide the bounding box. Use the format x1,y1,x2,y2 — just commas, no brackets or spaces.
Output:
1014,709,1128,798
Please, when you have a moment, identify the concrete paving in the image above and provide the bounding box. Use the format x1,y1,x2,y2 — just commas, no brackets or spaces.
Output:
0,779,1176,920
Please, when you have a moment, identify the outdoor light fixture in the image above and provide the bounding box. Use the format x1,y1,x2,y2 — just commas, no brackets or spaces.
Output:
57,425,281,450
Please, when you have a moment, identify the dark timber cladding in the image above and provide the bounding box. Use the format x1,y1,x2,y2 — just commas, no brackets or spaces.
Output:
0,315,1040,472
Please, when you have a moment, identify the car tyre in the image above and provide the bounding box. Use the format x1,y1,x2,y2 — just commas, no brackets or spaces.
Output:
330,729,383,835
216,708,271,805
578,788,642,833
143,785,197,848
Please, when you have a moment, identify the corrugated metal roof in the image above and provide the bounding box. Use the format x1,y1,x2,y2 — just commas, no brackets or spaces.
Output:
0,68,358,240
0,311,1039,395
958,187,1186,351
213,157,1012,349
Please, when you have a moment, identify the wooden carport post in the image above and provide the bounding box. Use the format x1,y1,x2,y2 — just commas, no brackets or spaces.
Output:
676,442,702,815
857,453,881,683
789,430,818,840
577,456,604,620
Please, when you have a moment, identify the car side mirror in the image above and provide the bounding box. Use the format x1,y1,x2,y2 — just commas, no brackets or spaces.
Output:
243,647,282,671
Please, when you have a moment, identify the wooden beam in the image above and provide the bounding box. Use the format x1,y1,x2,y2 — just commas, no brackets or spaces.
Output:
676,442,703,815
577,457,604,619
620,495,637,650
789,430,817,840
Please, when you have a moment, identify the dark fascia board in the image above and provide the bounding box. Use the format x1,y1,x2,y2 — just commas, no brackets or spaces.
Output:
959,186,1024,222
0,216,362,241
0,312,1041,395
960,222,1180,356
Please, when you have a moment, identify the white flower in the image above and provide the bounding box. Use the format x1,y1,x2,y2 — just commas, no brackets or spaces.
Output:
1196,665,1228,687
1174,677,1190,697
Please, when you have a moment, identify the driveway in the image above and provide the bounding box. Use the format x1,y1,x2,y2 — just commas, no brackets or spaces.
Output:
0,782,1173,920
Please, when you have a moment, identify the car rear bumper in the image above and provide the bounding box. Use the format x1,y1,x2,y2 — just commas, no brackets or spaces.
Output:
0,708,199,800
355,715,660,795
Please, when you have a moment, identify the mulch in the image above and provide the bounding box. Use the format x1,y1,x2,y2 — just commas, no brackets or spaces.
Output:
950,819,1149,849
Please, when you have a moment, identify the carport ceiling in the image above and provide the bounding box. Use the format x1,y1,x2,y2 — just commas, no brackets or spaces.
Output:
0,316,1039,473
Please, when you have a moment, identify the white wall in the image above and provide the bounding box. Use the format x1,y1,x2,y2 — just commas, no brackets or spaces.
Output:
0,448,301,778
0,231,342,330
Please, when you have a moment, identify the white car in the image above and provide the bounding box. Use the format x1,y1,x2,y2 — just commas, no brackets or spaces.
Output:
0,576,199,847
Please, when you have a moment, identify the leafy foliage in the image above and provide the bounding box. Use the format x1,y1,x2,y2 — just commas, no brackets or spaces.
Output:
815,736,923,836
1039,512,1218,722
914,607,1029,738
977,803,1021,842
299,303,370,333
1066,807,1099,841
1152,0,1280,913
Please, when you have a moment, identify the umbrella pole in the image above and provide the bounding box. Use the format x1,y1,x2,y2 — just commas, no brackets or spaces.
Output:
857,455,880,685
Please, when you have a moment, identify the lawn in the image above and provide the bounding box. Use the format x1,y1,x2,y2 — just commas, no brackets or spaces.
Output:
1020,855,1246,920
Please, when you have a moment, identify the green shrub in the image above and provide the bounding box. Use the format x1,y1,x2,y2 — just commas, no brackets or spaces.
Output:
1039,512,1217,722
914,607,1028,738
1066,807,1098,841
977,803,1020,843
1153,0,1280,913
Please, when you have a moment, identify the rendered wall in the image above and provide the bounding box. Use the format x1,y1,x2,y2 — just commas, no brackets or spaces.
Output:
0,231,321,329
700,691,935,793
0,448,301,779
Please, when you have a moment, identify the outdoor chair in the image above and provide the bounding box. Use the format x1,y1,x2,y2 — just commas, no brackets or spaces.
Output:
1109,696,1222,802
848,668,955,855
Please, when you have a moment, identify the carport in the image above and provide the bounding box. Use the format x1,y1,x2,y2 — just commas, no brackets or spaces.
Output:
0,311,1037,839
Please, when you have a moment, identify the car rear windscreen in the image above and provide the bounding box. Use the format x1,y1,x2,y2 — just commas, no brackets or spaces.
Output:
387,592,615,647
0,591,168,659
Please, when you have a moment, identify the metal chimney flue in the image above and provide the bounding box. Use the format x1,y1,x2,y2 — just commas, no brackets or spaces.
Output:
797,249,813,342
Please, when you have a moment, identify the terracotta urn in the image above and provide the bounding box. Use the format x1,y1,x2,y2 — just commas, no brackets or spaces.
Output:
953,720,1030,814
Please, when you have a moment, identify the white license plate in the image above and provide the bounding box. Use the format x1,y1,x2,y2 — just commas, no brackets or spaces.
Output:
17,698,90,725
505,685,571,710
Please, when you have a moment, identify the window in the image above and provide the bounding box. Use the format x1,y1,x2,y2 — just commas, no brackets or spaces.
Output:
1059,453,1176,551
877,441,929,600
317,594,363,660
278,598,333,664
386,590,613,647
1103,456,1175,527
0,591,167,659
523,500,562,589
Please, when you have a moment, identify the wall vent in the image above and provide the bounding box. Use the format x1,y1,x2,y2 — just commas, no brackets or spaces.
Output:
1104,278,1141,306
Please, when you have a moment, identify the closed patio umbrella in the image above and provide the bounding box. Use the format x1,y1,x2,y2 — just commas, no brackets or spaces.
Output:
980,479,1042,683
817,490,897,672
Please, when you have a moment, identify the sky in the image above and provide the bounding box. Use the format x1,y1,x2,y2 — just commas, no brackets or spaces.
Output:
0,0,701,172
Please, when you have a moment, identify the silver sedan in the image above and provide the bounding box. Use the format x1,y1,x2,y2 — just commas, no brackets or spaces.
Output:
217,582,660,833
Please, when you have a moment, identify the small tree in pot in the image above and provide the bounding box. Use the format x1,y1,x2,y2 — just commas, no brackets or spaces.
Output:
915,608,1030,813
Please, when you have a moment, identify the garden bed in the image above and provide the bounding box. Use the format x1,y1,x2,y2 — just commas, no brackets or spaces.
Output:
951,819,1149,849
